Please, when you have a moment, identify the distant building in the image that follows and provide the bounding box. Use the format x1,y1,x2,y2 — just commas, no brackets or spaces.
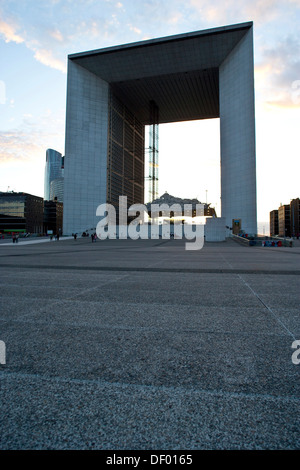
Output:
44,149,64,201
270,198,300,238
0,192,44,234
146,192,216,218
278,204,291,238
290,198,300,238
43,200,63,236
50,177,64,203
269,210,279,237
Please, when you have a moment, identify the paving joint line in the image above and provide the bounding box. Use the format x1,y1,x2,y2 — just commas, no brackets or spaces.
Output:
0,263,299,274
0,370,299,404
220,254,297,341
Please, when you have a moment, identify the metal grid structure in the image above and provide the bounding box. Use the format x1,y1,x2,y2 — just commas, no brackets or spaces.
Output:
147,101,159,203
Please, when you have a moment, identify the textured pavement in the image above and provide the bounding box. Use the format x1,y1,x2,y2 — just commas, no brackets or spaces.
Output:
0,237,299,450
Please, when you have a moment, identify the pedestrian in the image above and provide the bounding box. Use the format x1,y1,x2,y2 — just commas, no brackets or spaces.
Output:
93,232,97,242
91,233,94,242
12,233,16,243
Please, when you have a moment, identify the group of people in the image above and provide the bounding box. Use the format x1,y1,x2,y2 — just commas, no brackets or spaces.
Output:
12,233,19,243
72,232,98,242
50,233,60,241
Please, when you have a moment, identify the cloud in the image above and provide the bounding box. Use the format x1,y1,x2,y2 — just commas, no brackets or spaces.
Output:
188,0,299,26
0,1,144,73
0,18,24,44
129,25,142,35
0,11,67,73
243,0,283,23
33,48,67,73
255,36,300,108
0,130,41,163
64,12,123,46
0,112,64,165
49,29,64,42
167,13,183,25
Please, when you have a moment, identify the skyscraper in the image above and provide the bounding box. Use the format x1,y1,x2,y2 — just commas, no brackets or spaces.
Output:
44,149,64,201
50,177,64,203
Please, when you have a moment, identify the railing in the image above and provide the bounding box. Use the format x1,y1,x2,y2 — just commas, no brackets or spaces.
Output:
231,234,293,247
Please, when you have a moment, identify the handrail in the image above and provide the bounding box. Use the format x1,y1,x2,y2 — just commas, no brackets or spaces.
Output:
231,234,293,247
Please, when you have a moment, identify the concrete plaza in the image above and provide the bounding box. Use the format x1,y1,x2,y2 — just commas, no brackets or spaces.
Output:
0,237,299,449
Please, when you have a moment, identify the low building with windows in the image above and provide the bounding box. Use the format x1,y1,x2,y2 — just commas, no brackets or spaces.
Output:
0,192,44,235
43,200,63,236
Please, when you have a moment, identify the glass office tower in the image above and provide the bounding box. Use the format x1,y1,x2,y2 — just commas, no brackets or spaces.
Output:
44,149,63,201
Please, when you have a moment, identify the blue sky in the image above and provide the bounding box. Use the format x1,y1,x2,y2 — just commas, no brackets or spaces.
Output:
0,0,300,232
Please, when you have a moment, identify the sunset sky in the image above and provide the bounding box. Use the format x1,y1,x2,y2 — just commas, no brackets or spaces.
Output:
0,0,300,233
